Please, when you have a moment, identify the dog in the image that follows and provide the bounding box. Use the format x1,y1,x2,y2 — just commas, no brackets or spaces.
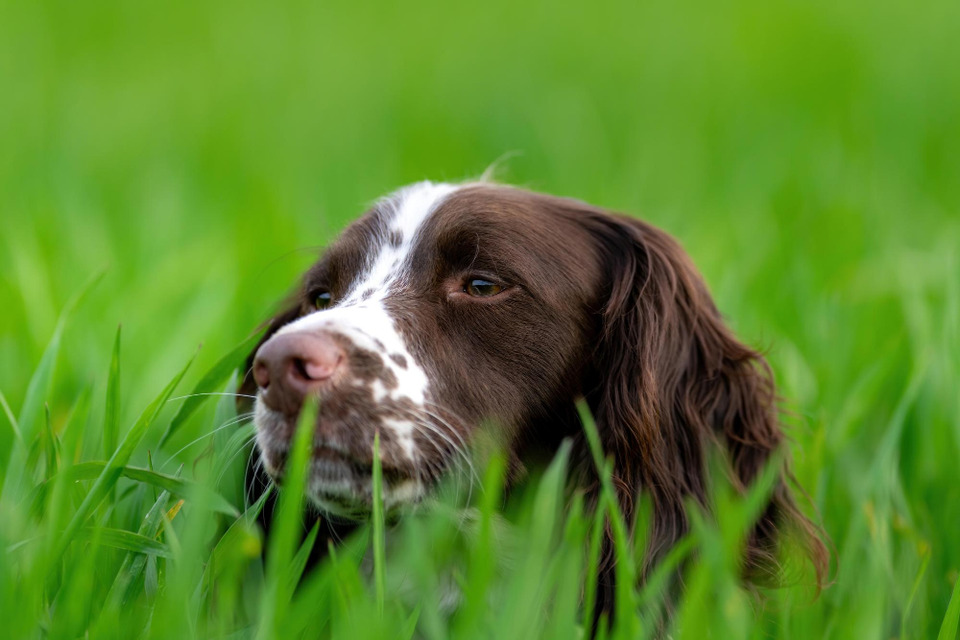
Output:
239,180,827,617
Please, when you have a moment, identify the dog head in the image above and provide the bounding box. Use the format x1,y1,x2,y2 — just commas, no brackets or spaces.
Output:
241,180,827,589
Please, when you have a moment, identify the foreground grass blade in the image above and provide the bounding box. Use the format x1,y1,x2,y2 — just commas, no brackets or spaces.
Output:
16,269,105,444
372,431,386,615
939,573,960,640
77,527,171,557
258,397,317,639
0,390,23,448
901,542,931,640
287,518,320,595
453,452,507,635
106,488,173,606
400,605,422,640
49,354,194,564
103,325,122,459
32,462,238,517
158,332,262,448
583,487,608,633
1,269,105,496
500,439,572,639
205,483,272,573
577,401,638,636
198,485,273,621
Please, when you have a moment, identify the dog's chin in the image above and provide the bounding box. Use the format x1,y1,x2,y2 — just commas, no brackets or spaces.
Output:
253,403,431,520
258,445,426,522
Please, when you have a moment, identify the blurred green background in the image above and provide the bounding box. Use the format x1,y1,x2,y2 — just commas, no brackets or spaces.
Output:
1,0,958,637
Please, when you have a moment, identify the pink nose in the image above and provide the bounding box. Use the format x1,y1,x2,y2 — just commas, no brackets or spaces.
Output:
252,332,345,414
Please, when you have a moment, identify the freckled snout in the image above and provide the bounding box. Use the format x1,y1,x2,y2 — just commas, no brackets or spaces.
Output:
253,331,345,414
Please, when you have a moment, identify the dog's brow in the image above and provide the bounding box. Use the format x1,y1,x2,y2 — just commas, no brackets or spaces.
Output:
340,181,459,305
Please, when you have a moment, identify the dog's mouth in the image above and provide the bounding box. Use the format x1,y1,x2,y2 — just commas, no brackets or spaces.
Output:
261,444,426,519
253,404,427,519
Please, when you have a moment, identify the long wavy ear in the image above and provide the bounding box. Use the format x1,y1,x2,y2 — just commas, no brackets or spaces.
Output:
583,212,828,594
236,300,302,415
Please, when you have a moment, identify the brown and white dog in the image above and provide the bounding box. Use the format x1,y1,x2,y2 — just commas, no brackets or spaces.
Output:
240,180,826,609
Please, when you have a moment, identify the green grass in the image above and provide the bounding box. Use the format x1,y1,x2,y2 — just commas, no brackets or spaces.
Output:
1,0,959,637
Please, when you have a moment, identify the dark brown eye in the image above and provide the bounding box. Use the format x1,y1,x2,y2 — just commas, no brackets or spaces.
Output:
465,279,503,297
313,291,333,310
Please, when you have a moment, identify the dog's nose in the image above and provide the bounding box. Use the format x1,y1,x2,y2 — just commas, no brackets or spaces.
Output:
252,332,345,412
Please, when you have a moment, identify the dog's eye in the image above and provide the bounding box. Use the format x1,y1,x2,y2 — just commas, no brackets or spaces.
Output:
313,291,333,310
465,279,503,297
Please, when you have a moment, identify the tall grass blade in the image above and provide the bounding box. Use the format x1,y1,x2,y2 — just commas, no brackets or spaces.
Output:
286,517,320,595
103,325,121,459
258,397,317,639
105,488,173,607
31,462,238,517
372,431,386,615
49,354,194,564
158,332,261,448
901,543,931,640
938,573,960,640
77,527,171,557
577,401,638,636
1,269,105,496
0,390,23,448
16,269,105,443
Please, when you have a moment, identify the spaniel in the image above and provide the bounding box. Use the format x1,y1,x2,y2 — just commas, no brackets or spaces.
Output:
240,180,827,616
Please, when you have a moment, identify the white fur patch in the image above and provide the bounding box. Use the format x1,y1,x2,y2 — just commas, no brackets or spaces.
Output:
274,181,458,454
342,180,460,305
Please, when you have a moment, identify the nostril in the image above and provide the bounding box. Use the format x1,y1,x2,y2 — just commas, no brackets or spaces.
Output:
253,359,271,389
255,331,345,405
304,353,341,381
290,357,311,381
291,354,340,382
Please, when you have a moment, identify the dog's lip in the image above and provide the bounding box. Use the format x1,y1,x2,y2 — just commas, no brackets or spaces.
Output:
255,403,413,480
311,443,410,481
256,402,368,465
310,443,372,474
312,441,352,459
255,386,307,416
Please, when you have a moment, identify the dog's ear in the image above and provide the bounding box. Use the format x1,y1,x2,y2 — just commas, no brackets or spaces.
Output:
583,212,828,590
237,300,303,414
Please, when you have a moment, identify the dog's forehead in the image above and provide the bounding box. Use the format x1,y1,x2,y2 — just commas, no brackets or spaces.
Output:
420,184,602,293
341,180,461,303
325,182,584,273
419,183,586,244
321,182,599,308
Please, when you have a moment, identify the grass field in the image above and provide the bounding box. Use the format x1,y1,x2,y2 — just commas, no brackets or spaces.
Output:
1,0,959,637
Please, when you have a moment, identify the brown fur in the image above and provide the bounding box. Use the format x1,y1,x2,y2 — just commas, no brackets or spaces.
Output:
240,183,828,622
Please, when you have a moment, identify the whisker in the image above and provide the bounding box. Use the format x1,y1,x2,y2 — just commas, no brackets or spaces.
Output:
158,412,254,471
402,407,482,508
167,392,258,403
404,421,457,508
408,422,452,485
245,447,271,508
421,401,474,454
413,406,482,489
422,414,482,509
216,432,259,486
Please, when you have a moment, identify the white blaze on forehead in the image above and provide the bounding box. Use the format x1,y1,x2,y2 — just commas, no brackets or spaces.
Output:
342,180,460,304
273,181,458,447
